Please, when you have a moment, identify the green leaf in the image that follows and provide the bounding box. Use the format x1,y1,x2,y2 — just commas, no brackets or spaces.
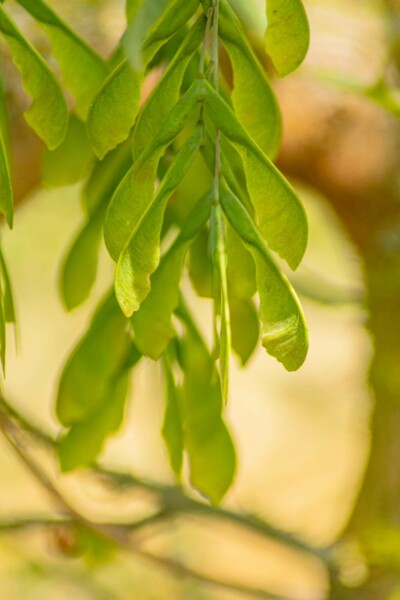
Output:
16,0,109,118
132,17,204,159
115,124,203,317
104,79,205,260
0,246,16,373
203,81,308,270
227,225,256,299
123,0,170,70
0,131,13,227
60,206,105,311
265,0,310,77
162,355,183,478
42,114,94,187
210,204,231,401
58,372,129,472
84,139,132,216
188,226,214,298
230,297,259,366
0,6,68,149
221,184,308,371
0,248,16,324
56,293,131,426
132,193,212,359
87,60,142,159
219,0,281,158
142,0,200,66
177,301,236,506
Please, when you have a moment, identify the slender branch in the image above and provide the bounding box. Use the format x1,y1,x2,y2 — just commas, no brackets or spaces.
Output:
0,393,331,564
0,403,306,600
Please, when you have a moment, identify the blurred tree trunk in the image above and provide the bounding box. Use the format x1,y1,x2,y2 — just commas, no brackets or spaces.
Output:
278,73,400,598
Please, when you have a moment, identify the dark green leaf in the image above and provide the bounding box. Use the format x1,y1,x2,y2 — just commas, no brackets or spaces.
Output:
0,132,12,227
0,6,68,149
265,0,310,77
188,226,214,298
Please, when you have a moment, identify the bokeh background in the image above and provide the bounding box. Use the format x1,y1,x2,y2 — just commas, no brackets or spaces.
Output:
1,0,398,598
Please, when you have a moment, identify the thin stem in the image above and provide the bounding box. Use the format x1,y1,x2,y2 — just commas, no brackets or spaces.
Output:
199,6,214,78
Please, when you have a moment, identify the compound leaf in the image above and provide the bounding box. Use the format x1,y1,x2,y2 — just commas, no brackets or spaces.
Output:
104,79,204,260
204,81,307,270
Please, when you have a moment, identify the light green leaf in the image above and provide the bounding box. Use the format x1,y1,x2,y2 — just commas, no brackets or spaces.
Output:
116,124,203,317
219,0,281,158
210,204,231,401
230,297,259,366
0,132,12,227
132,193,212,359
42,114,94,187
204,81,308,270
132,17,204,159
177,301,236,506
104,79,205,260
87,60,142,159
123,0,170,70
0,6,68,149
142,0,200,66
58,372,129,472
16,0,109,118
84,139,132,216
265,0,310,77
56,293,131,426
162,355,183,478
60,206,105,311
221,184,308,371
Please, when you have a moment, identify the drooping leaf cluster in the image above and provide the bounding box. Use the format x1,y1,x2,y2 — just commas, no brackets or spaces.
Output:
0,0,310,504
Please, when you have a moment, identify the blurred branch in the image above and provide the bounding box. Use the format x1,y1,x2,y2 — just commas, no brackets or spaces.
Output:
0,394,332,565
0,398,295,600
